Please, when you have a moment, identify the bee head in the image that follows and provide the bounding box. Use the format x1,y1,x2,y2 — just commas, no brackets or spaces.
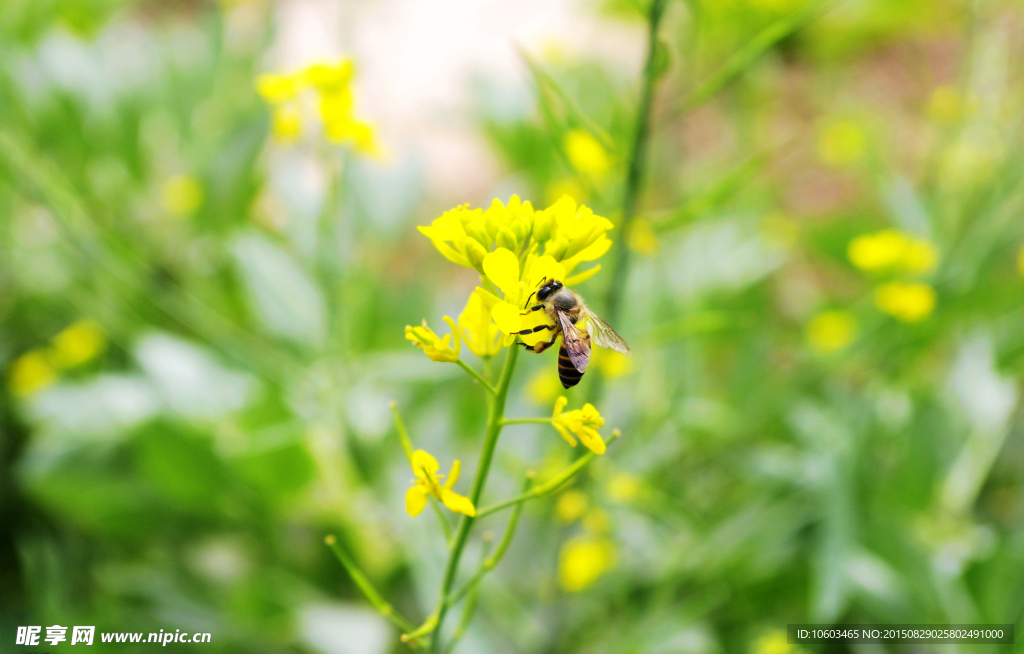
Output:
536,279,563,301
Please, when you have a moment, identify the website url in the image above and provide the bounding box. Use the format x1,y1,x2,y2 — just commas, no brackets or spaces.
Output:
101,631,212,645
16,626,211,647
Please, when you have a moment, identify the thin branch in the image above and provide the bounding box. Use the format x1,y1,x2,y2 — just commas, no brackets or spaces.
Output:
456,360,498,394
325,536,419,638
499,417,552,426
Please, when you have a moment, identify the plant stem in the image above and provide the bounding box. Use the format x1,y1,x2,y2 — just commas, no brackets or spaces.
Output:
429,346,519,653
602,0,668,328
456,360,498,395
325,536,418,636
499,417,551,426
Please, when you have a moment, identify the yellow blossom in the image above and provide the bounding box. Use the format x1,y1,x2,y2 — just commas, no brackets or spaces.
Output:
593,348,633,378
303,59,355,93
271,106,303,142
847,229,938,275
555,490,588,523
160,175,204,216
458,289,502,358
255,72,301,104
558,536,615,592
545,178,586,206
405,317,460,363
806,310,856,354
405,450,475,517
753,630,799,654
551,397,606,454
818,120,866,166
564,129,612,179
8,350,57,397
607,473,641,502
874,282,936,322
928,85,975,124
50,320,105,369
626,218,659,255
482,248,564,348
526,368,563,406
536,195,614,275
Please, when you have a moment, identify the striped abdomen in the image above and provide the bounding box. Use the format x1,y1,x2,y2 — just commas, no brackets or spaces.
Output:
557,345,583,388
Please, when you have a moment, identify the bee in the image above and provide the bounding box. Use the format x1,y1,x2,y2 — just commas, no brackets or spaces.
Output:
513,278,631,388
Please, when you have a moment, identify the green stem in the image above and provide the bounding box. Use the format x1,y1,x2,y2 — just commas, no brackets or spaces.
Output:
325,536,418,636
429,346,519,654
475,431,620,519
456,360,498,395
499,417,551,426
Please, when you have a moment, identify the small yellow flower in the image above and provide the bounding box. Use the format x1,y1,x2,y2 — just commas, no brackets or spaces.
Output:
535,196,614,275
458,289,502,359
405,450,475,517
593,349,633,378
753,630,798,654
806,310,856,354
564,129,612,180
874,282,936,322
160,175,204,217
8,350,57,397
405,317,460,363
50,320,106,369
555,489,588,523
607,473,641,503
482,248,564,348
626,218,659,255
551,397,606,454
303,59,355,93
526,368,562,405
271,106,303,142
255,72,301,104
558,536,615,592
818,120,866,167
847,229,938,275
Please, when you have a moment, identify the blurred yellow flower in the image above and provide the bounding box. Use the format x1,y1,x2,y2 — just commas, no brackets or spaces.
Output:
255,72,300,104
874,282,936,322
458,289,502,359
607,473,641,503
593,348,633,378
405,317,460,363
558,536,615,592
160,175,204,216
927,85,975,124
847,229,938,275
50,319,106,369
405,450,475,518
552,397,606,454
806,310,856,354
526,368,562,405
555,489,588,523
564,129,612,179
818,120,866,167
303,59,355,93
8,350,57,397
582,508,610,535
753,630,798,654
626,218,659,255
271,106,303,142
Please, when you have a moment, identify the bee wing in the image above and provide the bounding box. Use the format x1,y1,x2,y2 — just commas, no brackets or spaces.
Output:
557,310,591,373
583,308,631,355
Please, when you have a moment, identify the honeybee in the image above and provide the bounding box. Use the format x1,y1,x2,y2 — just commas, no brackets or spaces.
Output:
514,278,631,388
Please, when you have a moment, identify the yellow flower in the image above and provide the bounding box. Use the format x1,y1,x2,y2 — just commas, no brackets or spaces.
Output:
255,72,301,104
405,317,460,363
405,450,475,517
271,106,303,142
526,368,562,405
818,120,866,167
607,473,641,503
564,129,612,180
8,350,57,397
458,289,502,358
626,218,658,255
303,59,355,93
325,116,379,157
160,175,204,216
593,349,632,378
806,310,856,354
847,229,938,275
555,489,588,523
874,282,936,322
928,85,975,124
558,536,615,592
482,248,565,348
753,630,799,654
551,397,606,454
545,178,586,206
50,320,105,369
536,195,614,275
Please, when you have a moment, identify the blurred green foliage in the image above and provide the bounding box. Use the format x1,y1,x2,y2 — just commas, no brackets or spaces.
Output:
2,0,1024,653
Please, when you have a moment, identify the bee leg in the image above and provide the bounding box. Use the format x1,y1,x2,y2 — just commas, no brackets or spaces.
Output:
530,332,559,354
519,305,544,315
522,290,537,308
512,324,554,336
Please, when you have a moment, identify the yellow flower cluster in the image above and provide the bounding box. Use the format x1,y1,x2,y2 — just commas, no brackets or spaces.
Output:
7,320,106,397
563,129,613,180
818,120,866,167
848,229,938,275
405,450,475,518
874,282,936,323
256,59,378,154
806,310,857,354
551,397,606,454
558,536,615,592
405,318,460,363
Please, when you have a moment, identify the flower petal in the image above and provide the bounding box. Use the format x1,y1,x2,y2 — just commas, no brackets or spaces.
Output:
576,426,606,454
405,485,429,517
440,489,476,516
444,459,461,489
482,248,521,299
492,301,524,336
411,450,439,478
564,265,601,287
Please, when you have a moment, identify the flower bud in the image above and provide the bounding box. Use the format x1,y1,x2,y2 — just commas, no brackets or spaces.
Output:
532,210,555,244
464,238,488,273
545,237,569,261
497,226,518,252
